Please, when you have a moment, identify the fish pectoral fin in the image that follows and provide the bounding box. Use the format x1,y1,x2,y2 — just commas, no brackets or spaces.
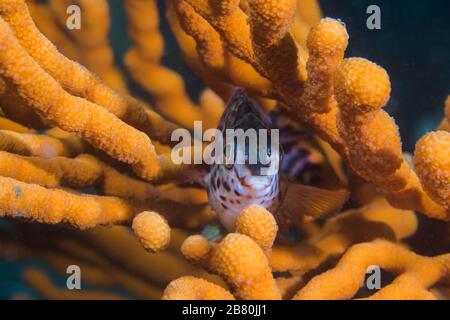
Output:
281,182,349,219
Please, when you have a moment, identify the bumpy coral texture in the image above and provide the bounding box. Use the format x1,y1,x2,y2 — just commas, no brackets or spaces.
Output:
293,239,450,300
173,0,449,220
132,211,171,253
235,205,278,251
165,203,449,300
162,276,235,300
414,131,450,209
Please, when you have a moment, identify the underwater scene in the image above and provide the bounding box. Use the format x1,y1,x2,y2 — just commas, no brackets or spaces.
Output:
0,0,449,301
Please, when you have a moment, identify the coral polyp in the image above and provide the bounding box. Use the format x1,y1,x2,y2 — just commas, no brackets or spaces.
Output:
0,0,448,301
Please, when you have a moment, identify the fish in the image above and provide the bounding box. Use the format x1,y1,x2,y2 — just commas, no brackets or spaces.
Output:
204,88,349,232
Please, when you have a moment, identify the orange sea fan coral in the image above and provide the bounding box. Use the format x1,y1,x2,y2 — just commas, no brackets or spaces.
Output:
0,176,135,228
47,0,129,92
0,17,164,180
181,234,212,265
0,0,448,301
0,116,34,133
132,211,171,253
414,131,450,210
23,267,127,300
0,231,167,299
268,198,418,273
0,152,102,189
82,226,224,288
179,207,281,299
124,0,225,130
163,276,235,300
170,0,273,98
290,0,322,48
235,205,278,251
181,233,281,300
0,0,179,145
0,217,227,299
0,78,49,130
169,239,450,300
293,239,450,300
0,130,84,158
26,0,80,62
0,149,207,205
172,0,449,220
165,202,449,300
211,234,281,300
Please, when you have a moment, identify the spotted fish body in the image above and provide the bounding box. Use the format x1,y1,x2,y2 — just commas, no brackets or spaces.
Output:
205,89,347,232
205,89,281,231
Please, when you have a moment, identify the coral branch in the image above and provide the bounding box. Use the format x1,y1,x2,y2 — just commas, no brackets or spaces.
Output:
23,267,126,300
414,131,450,210
163,276,234,300
0,176,135,228
0,0,448,301
235,205,278,251
0,152,102,188
0,116,34,133
210,234,281,299
132,211,171,253
171,1,449,220
181,232,281,299
293,240,450,300
171,0,273,97
0,130,83,157
48,0,128,92
0,16,170,180
27,0,79,61
124,0,222,129
0,0,178,146
269,198,417,273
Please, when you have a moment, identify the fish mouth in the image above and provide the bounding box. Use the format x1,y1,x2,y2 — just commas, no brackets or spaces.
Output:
235,169,272,189
242,176,272,190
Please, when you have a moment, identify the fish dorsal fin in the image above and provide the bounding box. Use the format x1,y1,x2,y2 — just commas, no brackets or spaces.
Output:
279,181,349,220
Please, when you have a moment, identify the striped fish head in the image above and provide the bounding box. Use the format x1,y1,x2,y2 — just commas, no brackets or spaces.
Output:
219,88,280,176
